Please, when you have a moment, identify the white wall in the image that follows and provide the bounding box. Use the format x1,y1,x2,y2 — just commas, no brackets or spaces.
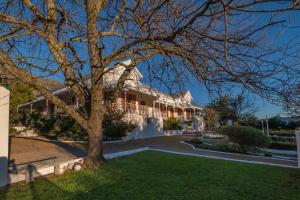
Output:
0,86,9,187
125,116,164,140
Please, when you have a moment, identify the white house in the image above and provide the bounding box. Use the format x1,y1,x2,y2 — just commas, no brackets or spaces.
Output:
18,60,205,139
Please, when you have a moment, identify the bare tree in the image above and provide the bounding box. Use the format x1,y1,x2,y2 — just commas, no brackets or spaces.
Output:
0,0,299,168
282,83,300,117
204,107,219,130
208,93,258,125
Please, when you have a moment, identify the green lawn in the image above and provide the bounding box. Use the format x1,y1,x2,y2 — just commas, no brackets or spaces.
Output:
1,151,300,200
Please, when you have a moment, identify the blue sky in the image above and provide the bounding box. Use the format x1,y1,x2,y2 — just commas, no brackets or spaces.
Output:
9,2,300,119
136,9,300,119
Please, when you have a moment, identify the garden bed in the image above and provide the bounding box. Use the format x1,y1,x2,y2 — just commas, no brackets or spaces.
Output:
186,137,244,154
186,137,297,160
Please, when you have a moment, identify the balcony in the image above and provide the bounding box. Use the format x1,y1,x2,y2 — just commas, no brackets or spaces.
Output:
108,102,200,120
109,103,154,117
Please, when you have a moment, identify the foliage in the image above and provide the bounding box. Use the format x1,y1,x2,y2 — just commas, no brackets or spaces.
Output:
163,117,182,130
238,115,261,129
282,83,300,116
1,1,300,167
204,107,219,130
27,112,87,140
19,111,135,140
268,115,300,130
9,82,34,114
1,152,300,200
219,125,270,153
268,116,284,129
103,111,136,139
4,81,35,130
187,138,243,154
208,94,257,125
264,152,273,157
285,120,300,130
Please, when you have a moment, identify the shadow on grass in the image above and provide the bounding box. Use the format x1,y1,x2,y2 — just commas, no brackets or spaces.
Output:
0,165,107,200
1,151,300,200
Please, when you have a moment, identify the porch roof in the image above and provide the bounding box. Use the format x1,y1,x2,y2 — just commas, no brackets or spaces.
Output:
18,87,70,108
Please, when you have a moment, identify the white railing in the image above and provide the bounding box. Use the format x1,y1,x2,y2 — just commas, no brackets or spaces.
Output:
109,103,154,117
108,102,196,121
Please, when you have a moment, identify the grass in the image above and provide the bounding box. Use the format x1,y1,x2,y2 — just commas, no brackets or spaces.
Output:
1,151,300,200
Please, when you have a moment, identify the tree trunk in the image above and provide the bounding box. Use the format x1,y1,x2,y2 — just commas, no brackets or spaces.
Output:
85,124,104,168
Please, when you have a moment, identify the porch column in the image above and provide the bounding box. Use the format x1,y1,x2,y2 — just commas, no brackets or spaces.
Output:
152,101,155,117
46,100,49,115
54,105,57,114
76,97,79,109
136,101,138,114
165,105,168,118
296,130,300,168
158,102,161,117
173,106,176,118
124,90,127,111
0,86,9,187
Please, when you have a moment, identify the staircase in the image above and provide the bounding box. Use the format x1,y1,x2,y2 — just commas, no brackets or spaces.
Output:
125,117,163,140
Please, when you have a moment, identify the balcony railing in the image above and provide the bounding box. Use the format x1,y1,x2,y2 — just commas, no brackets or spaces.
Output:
109,103,154,117
108,102,198,120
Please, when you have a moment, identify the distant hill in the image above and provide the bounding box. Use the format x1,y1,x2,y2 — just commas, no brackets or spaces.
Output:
0,67,64,96
34,78,64,96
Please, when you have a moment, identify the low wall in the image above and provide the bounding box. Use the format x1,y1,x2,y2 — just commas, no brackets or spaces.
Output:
163,130,183,136
126,117,164,140
8,148,149,185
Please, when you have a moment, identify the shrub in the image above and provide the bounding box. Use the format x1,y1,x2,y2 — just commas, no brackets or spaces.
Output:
103,111,136,140
219,125,270,153
19,111,135,141
53,115,87,141
264,152,273,157
163,117,182,130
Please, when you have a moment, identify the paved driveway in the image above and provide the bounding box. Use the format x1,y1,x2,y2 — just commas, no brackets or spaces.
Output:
9,135,298,171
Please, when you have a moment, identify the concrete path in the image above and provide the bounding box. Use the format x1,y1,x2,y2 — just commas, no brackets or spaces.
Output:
9,135,298,172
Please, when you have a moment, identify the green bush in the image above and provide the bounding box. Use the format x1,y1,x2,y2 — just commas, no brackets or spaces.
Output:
163,117,182,130
103,111,136,140
219,125,270,153
264,152,273,157
19,111,135,141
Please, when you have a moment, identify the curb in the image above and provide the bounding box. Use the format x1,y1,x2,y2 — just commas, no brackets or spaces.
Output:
180,141,298,163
